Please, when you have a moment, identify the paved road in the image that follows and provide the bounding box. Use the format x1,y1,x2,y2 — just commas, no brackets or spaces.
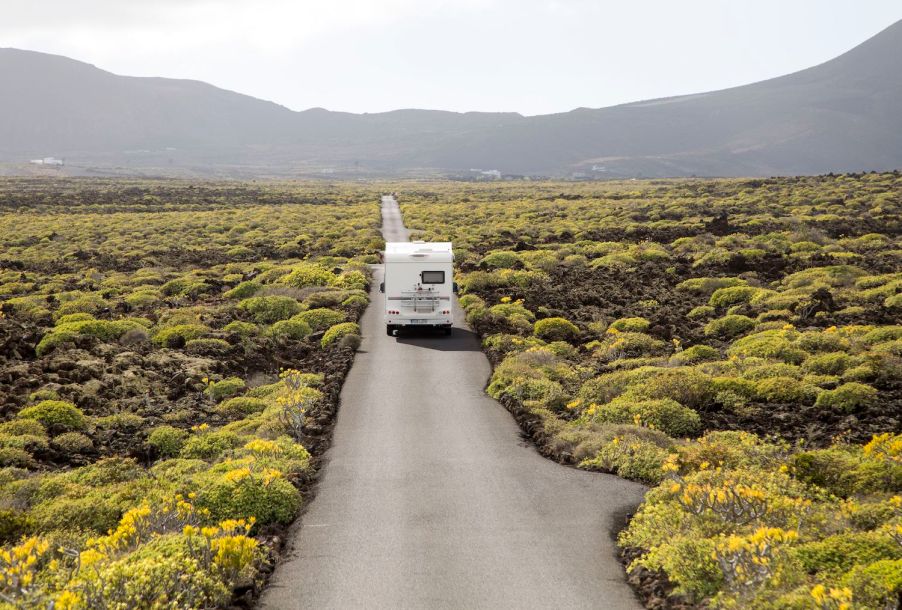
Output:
260,196,647,609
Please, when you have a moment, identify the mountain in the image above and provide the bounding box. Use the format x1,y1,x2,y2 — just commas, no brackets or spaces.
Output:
1,19,901,177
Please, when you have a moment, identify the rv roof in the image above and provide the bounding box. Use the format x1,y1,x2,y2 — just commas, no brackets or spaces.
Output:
384,241,453,262
385,241,452,254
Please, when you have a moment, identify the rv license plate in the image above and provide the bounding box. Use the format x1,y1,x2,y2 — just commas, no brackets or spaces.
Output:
409,319,429,324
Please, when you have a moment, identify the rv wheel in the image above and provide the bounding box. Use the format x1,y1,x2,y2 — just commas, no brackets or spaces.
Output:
386,326,395,336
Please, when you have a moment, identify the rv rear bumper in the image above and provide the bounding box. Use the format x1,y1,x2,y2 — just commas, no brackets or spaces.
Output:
385,318,452,327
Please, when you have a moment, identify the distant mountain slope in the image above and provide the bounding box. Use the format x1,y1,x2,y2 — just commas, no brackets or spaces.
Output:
1,19,900,177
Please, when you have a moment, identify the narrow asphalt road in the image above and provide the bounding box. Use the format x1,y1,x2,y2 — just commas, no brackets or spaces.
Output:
260,196,647,609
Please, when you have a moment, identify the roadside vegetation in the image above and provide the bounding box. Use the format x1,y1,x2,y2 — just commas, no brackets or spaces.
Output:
0,179,381,608
400,173,902,610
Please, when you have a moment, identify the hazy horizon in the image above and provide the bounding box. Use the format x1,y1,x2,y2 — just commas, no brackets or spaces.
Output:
3,0,902,116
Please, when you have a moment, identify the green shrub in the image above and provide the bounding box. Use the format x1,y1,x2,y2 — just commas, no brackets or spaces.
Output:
457,294,485,311
629,368,715,409
843,497,900,531
338,270,367,291
687,305,715,320
217,397,269,418
862,325,902,345
1,295,50,321
791,446,901,497
595,332,667,360
670,345,720,365
28,388,60,403
610,317,650,333
794,532,901,578
781,265,866,289
55,312,95,325
579,368,655,405
179,430,241,460
580,434,672,484
594,397,701,437
458,270,512,292
151,457,208,480
0,447,34,467
533,317,579,341
0,509,32,544
54,293,109,318
677,277,747,295
803,352,851,375
480,251,522,269
0,432,48,453
743,362,802,380
223,320,257,336
635,536,723,601
185,338,231,355
756,309,793,322
195,469,301,525
727,330,808,364
303,290,347,308
269,318,312,340
675,430,787,473
124,290,161,309
704,315,755,338
322,322,360,348
0,419,46,436
152,324,210,348
341,294,368,307
238,296,302,324
803,373,840,389
755,376,818,403
842,364,876,382
37,319,147,355
18,400,87,431
489,301,535,322
83,534,231,609
709,285,759,308
66,457,146,487
95,412,145,431
842,559,902,610
237,437,311,475
884,293,902,309
544,340,579,359
204,377,245,401
247,382,290,398
34,329,80,355
279,262,337,288
796,330,850,353
293,308,345,332
482,333,546,358
147,425,188,458
30,492,123,533
488,376,567,409
160,276,210,297
51,431,93,453
814,382,878,412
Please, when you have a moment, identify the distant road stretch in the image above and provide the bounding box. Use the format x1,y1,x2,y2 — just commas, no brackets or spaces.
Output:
259,196,647,609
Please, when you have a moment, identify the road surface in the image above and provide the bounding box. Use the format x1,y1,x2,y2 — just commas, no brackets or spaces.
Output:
260,196,647,609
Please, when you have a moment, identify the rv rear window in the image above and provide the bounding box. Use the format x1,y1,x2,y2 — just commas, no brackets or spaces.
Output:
421,271,445,284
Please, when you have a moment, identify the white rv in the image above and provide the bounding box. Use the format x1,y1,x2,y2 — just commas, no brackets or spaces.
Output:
381,241,455,336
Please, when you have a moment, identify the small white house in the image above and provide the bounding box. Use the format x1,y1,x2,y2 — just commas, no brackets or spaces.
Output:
381,241,455,336
29,157,64,167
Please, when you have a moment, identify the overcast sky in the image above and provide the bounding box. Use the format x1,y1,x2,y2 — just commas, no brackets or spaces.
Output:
3,0,901,115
